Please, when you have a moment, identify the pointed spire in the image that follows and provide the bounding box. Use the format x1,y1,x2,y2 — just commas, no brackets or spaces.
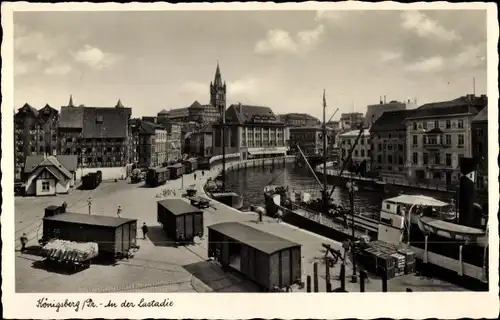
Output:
115,99,124,108
68,94,75,107
213,61,223,86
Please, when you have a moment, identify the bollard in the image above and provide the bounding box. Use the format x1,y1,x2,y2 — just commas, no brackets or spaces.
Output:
313,262,319,292
359,270,366,292
340,264,346,291
381,271,388,292
306,275,311,292
406,288,413,292
325,262,331,292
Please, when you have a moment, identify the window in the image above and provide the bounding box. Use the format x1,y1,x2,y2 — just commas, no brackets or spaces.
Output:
412,135,418,146
378,143,382,151
412,152,418,165
458,120,464,128
446,153,452,166
423,122,427,130
413,122,417,130
388,155,393,164
434,121,439,129
354,150,358,157
476,128,483,137
458,134,465,146
477,142,483,154
398,144,403,152
434,152,440,165
361,150,365,157
446,120,451,129
42,181,50,191
445,134,451,145
423,153,428,165
433,172,442,180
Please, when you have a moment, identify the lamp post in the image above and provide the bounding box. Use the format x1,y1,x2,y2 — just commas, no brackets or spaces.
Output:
346,180,357,283
87,197,92,215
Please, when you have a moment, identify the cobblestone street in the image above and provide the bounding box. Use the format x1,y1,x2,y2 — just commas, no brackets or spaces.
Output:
15,168,466,293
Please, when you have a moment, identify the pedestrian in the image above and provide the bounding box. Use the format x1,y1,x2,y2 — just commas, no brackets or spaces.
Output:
141,222,149,240
194,173,197,180
20,233,28,252
202,170,205,178
117,205,122,218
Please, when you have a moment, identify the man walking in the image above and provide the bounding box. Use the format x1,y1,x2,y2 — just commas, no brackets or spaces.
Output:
194,173,197,181
20,233,28,252
202,170,205,178
141,222,149,240
117,205,122,218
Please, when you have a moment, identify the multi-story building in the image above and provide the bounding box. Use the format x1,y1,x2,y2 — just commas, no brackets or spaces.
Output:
129,118,141,165
58,99,132,168
289,126,334,157
370,110,416,180
471,106,488,192
364,97,417,127
405,94,487,187
212,104,288,159
279,113,321,127
14,103,59,179
187,123,214,159
163,121,182,162
340,112,364,130
210,62,226,117
136,121,167,167
338,129,371,170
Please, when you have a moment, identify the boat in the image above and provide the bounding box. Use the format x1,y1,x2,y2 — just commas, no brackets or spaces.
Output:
263,92,489,285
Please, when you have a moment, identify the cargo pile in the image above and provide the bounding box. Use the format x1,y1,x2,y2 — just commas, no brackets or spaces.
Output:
42,239,99,263
358,240,416,280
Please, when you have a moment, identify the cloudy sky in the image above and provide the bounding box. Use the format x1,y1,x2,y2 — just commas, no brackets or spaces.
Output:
14,9,487,119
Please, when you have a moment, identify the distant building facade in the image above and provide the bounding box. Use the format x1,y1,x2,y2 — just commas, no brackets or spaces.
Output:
471,106,488,192
135,121,168,167
163,121,182,162
364,97,417,127
58,99,132,168
279,113,320,127
370,110,416,180
187,124,214,159
405,94,487,187
14,103,59,180
289,126,334,157
340,112,364,131
338,129,371,170
213,104,288,159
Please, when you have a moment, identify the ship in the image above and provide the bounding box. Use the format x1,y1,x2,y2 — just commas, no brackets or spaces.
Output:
263,92,489,285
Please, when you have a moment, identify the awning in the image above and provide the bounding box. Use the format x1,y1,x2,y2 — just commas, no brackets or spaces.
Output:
386,195,449,207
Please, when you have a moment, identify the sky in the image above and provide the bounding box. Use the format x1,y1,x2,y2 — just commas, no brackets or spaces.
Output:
13,9,488,120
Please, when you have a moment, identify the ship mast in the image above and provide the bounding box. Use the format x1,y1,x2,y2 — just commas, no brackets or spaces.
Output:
322,90,329,214
221,103,226,191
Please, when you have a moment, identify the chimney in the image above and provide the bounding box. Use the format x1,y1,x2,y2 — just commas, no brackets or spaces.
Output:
379,96,383,104
383,95,386,104
407,99,410,104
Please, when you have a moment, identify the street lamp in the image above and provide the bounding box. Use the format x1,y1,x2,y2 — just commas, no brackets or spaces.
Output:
87,197,92,215
346,180,357,283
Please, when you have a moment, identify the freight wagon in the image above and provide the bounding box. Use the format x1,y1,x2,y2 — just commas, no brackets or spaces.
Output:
167,163,185,180
183,158,198,174
44,205,66,218
208,222,303,291
157,199,204,244
81,172,101,190
42,212,138,259
146,166,169,187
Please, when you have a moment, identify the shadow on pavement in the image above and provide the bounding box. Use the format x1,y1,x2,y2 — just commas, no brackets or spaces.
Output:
182,260,261,292
147,225,182,248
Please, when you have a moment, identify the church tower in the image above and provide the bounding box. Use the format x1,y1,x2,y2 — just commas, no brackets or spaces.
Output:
210,61,226,118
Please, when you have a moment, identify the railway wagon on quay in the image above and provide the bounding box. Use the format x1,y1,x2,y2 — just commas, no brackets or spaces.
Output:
157,199,204,244
167,163,185,180
183,158,198,174
81,172,101,190
42,212,138,259
208,222,303,291
146,166,169,187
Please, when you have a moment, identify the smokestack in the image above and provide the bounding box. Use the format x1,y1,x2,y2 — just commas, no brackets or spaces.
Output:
379,96,383,104
458,157,478,227
384,95,386,104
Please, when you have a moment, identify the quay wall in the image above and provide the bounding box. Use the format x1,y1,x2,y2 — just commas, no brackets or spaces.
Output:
209,155,296,176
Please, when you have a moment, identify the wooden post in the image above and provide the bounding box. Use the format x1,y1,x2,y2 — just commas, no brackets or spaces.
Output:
340,264,346,291
359,270,366,292
313,262,319,292
306,275,311,292
382,270,388,292
325,262,331,292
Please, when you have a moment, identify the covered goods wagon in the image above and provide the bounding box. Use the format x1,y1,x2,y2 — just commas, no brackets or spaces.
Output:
157,199,204,243
183,158,198,174
42,212,137,258
146,166,169,187
208,222,302,291
167,163,185,180
81,172,101,190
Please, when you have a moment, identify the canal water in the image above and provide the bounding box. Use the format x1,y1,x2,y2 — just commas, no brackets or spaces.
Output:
223,162,385,214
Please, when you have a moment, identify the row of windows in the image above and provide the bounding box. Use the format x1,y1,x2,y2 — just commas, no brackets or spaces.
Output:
411,119,464,131
411,134,465,146
411,152,464,166
376,155,404,165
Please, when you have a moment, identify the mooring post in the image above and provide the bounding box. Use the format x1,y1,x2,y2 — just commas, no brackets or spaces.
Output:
340,264,346,291
306,275,311,292
382,271,388,292
359,270,366,292
313,262,319,292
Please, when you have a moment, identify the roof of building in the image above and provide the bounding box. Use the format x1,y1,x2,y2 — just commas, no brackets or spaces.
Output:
44,212,137,228
289,126,331,131
282,113,320,120
226,104,278,124
370,109,417,133
157,199,202,215
208,222,301,255
59,106,131,138
158,109,169,115
201,123,213,133
139,121,164,135
24,155,78,174
188,100,203,109
39,104,59,115
17,103,39,117
472,106,488,123
408,96,487,120
56,155,79,172
338,128,371,137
